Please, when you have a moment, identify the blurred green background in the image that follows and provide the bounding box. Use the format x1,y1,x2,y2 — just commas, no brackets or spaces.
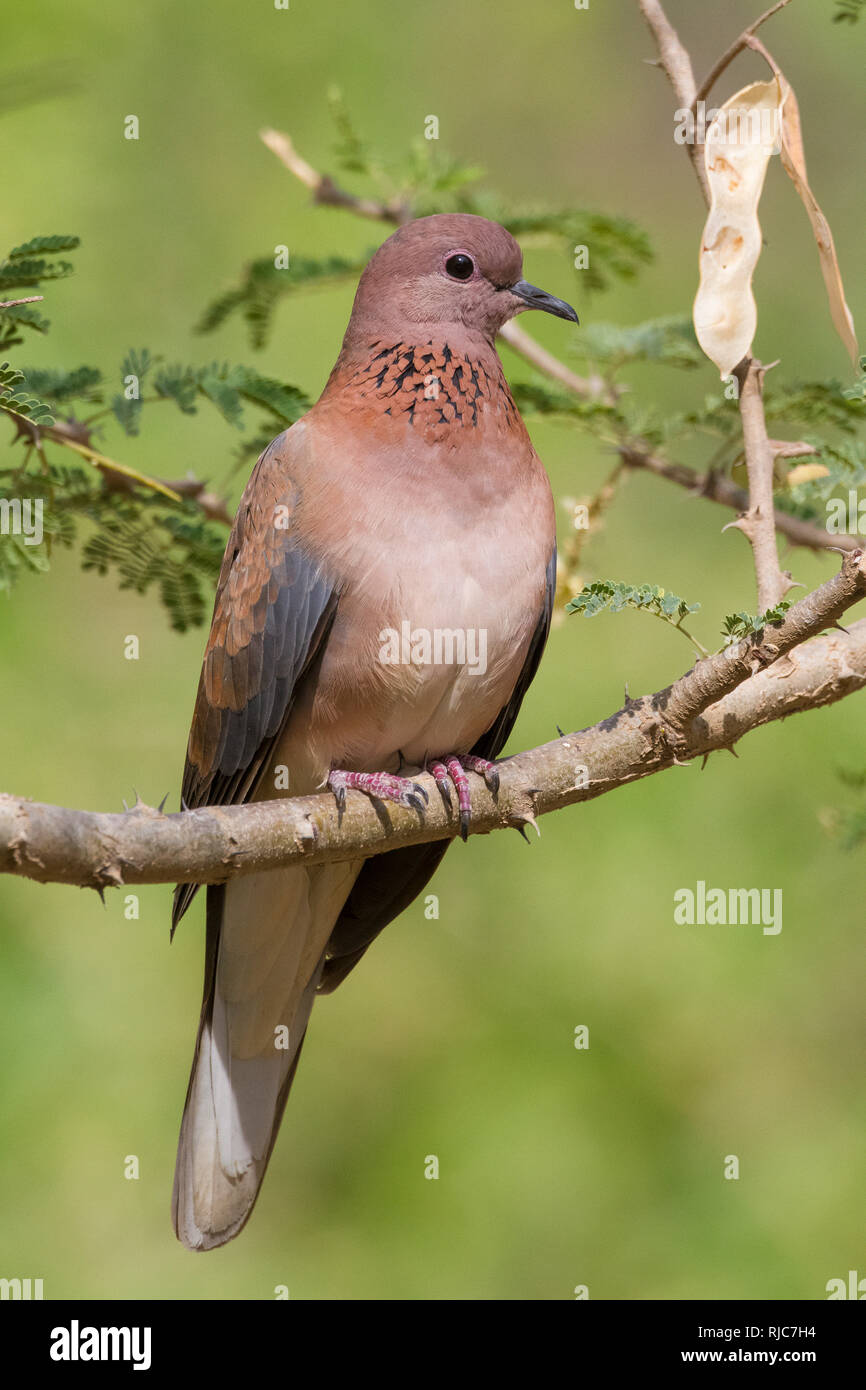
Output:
1,0,864,1300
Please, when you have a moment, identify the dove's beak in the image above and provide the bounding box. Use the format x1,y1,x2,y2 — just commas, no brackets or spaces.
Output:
509,279,579,324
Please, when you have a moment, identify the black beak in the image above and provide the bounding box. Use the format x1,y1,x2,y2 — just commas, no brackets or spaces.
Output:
510,279,579,324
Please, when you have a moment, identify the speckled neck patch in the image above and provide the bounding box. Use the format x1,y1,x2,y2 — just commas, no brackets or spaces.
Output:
349,340,520,429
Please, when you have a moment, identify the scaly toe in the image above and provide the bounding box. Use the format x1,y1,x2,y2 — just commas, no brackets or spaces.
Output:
462,753,500,795
327,768,428,815
426,759,453,807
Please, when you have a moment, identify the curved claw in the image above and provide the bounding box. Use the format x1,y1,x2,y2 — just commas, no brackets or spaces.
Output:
426,759,453,808
462,753,500,797
327,768,427,818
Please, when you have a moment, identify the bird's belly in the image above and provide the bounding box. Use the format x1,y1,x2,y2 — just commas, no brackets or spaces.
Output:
375,573,536,761
271,439,554,786
299,531,546,774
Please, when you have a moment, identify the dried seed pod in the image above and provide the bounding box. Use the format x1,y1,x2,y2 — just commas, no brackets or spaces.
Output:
693,78,784,378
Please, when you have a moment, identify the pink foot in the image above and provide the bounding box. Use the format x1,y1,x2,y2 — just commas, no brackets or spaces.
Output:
426,754,500,841
328,768,429,816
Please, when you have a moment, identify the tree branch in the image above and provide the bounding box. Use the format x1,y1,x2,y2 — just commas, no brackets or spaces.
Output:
259,127,411,224
0,295,44,309
620,442,859,555
3,549,864,891
639,0,809,612
695,0,795,104
5,410,233,524
499,321,616,404
728,358,795,609
637,0,710,203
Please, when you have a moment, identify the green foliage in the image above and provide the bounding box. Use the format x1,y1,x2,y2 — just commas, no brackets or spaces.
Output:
153,362,198,415
196,253,369,349
827,764,866,851
771,439,866,528
836,805,866,848
197,97,652,352
20,365,103,406
80,508,223,633
763,380,862,434
499,209,652,291
655,378,863,457
0,363,55,428
109,349,153,435
0,234,80,350
833,0,866,22
721,602,792,644
147,359,310,433
399,144,487,206
0,302,50,350
567,579,702,647
0,232,316,627
0,459,225,631
511,380,621,428
0,252,77,293
578,316,703,370
843,355,866,402
327,85,374,176
3,102,862,649
7,235,81,259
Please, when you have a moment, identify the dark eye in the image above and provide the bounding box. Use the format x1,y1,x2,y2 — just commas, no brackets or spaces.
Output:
445,253,475,281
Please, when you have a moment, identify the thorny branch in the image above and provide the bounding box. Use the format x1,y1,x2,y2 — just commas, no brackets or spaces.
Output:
637,0,709,202
695,0,795,105
638,0,800,611
3,548,865,890
5,407,233,522
3,0,863,895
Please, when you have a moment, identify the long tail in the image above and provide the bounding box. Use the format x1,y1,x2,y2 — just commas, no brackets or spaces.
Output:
172,862,358,1251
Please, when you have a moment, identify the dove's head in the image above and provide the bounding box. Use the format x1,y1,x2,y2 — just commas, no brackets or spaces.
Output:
346,212,578,342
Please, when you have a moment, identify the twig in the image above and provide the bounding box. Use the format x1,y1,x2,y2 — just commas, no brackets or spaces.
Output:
39,435,184,504
695,0,795,103
620,443,858,554
730,358,793,609
0,295,44,309
637,0,709,203
639,0,802,610
3,549,864,890
259,127,410,223
160,474,233,525
500,321,614,403
3,407,233,523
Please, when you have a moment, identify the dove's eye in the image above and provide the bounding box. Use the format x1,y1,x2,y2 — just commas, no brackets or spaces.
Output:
445,253,475,281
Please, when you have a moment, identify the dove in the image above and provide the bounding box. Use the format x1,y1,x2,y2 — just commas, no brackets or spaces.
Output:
171,212,578,1249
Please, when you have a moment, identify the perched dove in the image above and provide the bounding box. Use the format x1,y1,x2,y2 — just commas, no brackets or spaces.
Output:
172,213,578,1249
